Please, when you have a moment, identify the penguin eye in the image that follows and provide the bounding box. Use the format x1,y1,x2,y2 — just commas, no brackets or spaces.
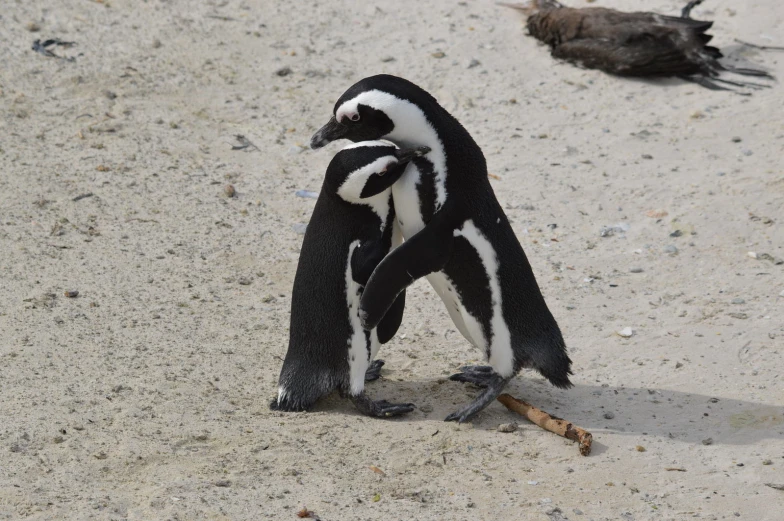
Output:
350,113,360,122
377,161,395,177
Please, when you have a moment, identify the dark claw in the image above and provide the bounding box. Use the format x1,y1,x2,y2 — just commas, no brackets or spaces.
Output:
449,365,499,387
459,365,494,373
377,401,416,417
350,392,415,419
364,359,385,382
445,368,513,423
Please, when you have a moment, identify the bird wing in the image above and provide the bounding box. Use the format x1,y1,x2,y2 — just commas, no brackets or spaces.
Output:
551,33,702,77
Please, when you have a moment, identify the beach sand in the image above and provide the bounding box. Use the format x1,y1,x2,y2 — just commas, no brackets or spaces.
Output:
1,1,783,519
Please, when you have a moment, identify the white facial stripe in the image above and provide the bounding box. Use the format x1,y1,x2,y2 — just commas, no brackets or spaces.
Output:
342,139,396,150
337,155,394,225
453,220,514,378
336,90,448,210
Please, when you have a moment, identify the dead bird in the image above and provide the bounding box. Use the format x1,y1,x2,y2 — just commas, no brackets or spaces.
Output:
503,0,773,91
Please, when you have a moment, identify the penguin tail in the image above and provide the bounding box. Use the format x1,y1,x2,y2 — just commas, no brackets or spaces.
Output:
540,360,573,389
269,364,343,412
269,392,311,412
525,324,574,389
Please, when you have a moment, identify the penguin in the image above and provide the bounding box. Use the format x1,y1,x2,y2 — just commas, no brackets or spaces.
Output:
270,140,429,418
310,75,572,423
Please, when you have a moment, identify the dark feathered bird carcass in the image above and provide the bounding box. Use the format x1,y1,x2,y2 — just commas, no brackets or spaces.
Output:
503,0,774,92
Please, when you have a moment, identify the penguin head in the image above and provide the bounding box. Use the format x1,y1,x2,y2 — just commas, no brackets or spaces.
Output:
310,75,440,150
326,140,430,203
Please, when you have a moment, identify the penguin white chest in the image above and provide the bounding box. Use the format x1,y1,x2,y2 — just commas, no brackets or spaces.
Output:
345,241,380,395
391,163,426,237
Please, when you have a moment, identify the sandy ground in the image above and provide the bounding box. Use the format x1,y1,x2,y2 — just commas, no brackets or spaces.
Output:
1,0,783,519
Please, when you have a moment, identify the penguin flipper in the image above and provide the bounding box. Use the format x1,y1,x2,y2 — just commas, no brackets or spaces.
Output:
375,290,406,344
360,216,454,330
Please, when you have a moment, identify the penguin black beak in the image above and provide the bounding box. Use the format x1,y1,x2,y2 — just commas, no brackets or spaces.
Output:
394,145,431,163
310,116,347,149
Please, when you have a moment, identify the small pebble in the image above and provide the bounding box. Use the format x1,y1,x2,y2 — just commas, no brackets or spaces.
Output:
675,362,684,369
64,290,79,298
702,438,713,446
26,22,41,32
224,184,236,198
380,56,395,63
238,277,252,286
431,51,446,59
731,137,742,143
214,480,231,487
53,436,64,444
497,423,517,433
635,445,646,452
151,39,162,49
629,267,643,273
728,312,748,320
275,66,292,77
731,298,745,305
616,327,634,338
664,245,678,254
292,223,308,235
763,459,773,465
603,412,615,420
467,59,481,69
295,190,318,199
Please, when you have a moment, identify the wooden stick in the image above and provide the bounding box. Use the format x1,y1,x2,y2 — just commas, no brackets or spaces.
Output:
497,393,593,456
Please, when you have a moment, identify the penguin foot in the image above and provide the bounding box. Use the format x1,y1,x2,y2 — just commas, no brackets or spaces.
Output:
364,359,385,382
350,392,415,418
445,370,512,423
448,365,496,387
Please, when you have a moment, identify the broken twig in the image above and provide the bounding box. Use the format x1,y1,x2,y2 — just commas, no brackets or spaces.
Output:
72,193,94,202
497,393,593,456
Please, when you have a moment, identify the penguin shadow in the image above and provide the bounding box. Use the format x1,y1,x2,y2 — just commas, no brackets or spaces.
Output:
325,373,783,448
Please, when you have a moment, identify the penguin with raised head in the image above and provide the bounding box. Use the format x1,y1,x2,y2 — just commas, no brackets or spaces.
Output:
310,75,572,423
270,140,429,418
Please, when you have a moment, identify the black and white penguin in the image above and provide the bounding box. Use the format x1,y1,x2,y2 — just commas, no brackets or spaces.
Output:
270,140,429,418
310,75,572,423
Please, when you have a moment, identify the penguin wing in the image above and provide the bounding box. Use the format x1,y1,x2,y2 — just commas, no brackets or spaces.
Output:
375,290,406,344
350,239,389,287
359,216,455,331
552,34,701,77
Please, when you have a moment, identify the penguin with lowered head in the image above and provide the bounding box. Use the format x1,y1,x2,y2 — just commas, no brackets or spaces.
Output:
271,140,429,418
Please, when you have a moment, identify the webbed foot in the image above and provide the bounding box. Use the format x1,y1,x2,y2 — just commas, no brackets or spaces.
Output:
448,365,496,387
364,359,385,382
445,366,511,423
350,392,415,418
